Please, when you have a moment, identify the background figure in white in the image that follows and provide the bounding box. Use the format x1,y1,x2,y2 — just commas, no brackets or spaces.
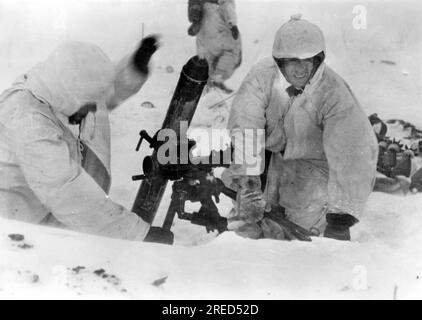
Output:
188,0,242,93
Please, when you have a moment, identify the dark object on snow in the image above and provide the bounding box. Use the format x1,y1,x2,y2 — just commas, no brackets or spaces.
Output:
92,269,122,286
380,60,396,66
323,213,359,241
131,55,209,230
9,238,33,249
31,274,40,283
8,234,24,242
93,269,106,277
140,101,155,109
152,276,168,287
72,266,86,274
143,227,174,245
133,35,160,75
18,243,33,249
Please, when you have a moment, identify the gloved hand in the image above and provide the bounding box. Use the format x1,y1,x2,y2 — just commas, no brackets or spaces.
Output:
323,213,359,241
143,226,174,245
133,35,160,75
187,23,201,36
231,25,240,40
188,2,203,23
237,189,266,223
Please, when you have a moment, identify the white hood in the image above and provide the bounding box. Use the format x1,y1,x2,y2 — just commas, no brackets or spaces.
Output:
11,41,116,175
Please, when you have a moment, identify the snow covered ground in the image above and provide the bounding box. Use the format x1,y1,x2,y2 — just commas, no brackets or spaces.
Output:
1,0,422,299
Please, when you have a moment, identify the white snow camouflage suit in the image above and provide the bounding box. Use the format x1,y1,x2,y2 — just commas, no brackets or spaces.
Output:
196,0,242,83
224,58,378,237
0,41,150,240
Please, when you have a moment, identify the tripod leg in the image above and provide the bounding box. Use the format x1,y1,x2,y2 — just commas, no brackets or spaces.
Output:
163,193,185,231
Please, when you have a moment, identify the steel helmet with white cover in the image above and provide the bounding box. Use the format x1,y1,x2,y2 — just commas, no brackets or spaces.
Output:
272,14,326,59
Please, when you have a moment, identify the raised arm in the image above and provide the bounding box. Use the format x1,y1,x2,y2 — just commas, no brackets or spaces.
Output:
108,35,160,110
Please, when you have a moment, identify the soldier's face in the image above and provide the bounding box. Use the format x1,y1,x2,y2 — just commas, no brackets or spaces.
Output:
279,58,314,89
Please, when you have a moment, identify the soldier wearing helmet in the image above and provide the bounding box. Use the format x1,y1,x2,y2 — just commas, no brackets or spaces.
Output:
223,15,378,241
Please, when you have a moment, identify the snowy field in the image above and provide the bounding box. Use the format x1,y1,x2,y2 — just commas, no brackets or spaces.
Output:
1,0,422,299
